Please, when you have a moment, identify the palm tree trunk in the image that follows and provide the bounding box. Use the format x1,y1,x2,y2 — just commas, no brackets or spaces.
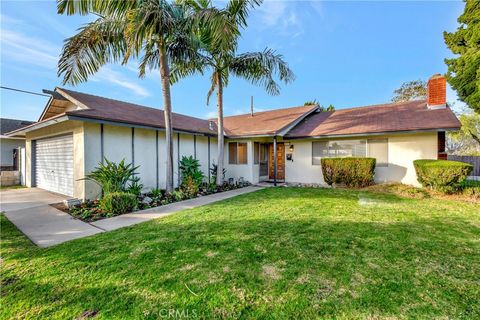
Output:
159,45,174,192
216,72,224,186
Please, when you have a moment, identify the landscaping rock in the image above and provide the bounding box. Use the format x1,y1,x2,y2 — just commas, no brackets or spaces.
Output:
142,196,152,205
63,198,82,208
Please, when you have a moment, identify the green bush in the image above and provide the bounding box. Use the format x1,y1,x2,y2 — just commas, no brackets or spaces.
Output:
99,192,138,216
413,159,473,193
179,156,204,185
321,157,376,188
181,176,199,198
84,158,140,195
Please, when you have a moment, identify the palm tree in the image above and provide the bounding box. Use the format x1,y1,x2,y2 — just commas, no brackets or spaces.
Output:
172,0,295,186
57,0,198,192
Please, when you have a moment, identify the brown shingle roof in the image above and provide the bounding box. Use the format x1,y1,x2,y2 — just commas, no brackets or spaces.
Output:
221,105,318,137
285,100,460,138
58,88,216,135
1,118,35,135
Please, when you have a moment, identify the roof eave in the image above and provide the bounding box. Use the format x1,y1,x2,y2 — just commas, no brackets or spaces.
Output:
284,127,461,140
66,114,217,136
5,115,70,137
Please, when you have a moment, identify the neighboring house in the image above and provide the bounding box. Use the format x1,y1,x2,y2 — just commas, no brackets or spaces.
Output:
0,118,34,169
7,74,460,199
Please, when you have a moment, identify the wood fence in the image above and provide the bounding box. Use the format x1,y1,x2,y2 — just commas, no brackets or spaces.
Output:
448,155,480,177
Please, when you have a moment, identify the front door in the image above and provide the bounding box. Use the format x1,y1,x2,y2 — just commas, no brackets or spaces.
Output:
269,143,285,180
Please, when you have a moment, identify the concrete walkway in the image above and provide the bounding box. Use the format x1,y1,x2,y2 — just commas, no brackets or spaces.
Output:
2,186,263,247
1,188,103,247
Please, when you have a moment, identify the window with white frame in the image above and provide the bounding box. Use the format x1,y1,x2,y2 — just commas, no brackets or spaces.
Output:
312,139,388,166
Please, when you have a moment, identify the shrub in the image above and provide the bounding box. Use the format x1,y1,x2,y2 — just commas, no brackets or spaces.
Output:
321,157,376,188
181,176,199,198
98,192,138,216
413,159,473,193
179,156,204,185
84,158,140,195
127,176,144,196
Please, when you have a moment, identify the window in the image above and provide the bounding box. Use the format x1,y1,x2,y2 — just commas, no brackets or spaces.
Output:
238,143,247,164
312,141,328,165
312,140,367,165
254,142,260,164
368,139,388,167
312,139,389,166
229,142,248,164
228,142,237,164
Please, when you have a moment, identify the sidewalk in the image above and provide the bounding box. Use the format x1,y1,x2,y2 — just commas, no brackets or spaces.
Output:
91,186,262,231
3,186,263,247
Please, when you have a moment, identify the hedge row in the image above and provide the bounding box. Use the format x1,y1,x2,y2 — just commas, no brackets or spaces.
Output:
321,157,376,188
413,159,473,193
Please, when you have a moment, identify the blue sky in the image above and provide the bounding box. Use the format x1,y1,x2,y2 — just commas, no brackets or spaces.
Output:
1,0,465,121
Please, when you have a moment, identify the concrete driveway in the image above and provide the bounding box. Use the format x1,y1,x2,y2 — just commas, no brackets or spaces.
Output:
1,188,103,247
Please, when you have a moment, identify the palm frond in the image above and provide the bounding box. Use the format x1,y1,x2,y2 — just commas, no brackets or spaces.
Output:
226,0,262,28
229,48,295,95
58,16,128,85
57,0,136,16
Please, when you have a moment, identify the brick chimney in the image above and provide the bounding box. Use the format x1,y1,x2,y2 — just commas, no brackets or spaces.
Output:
427,74,446,109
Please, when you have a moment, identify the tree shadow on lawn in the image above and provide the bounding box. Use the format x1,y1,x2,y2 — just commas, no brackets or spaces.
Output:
3,196,479,320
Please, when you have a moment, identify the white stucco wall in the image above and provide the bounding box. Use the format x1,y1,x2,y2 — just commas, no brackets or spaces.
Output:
103,125,133,164
284,140,324,185
95,128,215,196
1,138,25,166
133,128,156,191
284,132,438,186
374,132,437,186
83,122,102,199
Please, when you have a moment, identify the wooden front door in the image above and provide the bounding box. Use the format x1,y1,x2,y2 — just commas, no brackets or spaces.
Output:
269,143,285,180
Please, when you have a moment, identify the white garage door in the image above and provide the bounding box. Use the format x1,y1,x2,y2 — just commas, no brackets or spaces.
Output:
35,134,74,196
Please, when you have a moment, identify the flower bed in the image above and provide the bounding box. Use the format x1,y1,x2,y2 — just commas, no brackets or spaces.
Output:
67,181,251,222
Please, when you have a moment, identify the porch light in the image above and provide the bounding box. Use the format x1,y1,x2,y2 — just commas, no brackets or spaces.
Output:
289,144,294,152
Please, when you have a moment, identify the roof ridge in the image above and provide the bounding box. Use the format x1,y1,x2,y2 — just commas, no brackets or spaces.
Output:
223,104,316,119
58,87,210,122
333,99,427,112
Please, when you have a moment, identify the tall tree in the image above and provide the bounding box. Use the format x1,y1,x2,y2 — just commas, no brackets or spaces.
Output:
391,80,427,102
57,0,198,192
444,0,480,114
173,0,295,185
448,111,480,155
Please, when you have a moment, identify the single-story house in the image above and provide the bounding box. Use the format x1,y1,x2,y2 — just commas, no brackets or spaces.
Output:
1,118,34,170
7,74,460,199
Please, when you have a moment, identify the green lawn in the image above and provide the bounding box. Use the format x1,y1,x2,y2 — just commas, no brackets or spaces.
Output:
2,188,479,319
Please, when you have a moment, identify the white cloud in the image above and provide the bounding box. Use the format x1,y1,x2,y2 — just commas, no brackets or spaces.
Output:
255,0,324,38
92,66,151,97
1,29,59,69
204,111,217,119
259,1,289,27
0,13,23,25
